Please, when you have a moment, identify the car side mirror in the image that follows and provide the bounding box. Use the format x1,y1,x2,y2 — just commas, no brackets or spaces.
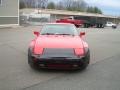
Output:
34,31,40,36
80,32,85,37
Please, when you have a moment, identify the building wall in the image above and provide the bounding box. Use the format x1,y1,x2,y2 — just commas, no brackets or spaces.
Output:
0,0,19,25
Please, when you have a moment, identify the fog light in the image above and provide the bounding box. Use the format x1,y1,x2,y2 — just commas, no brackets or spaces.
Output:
39,64,45,67
73,64,78,67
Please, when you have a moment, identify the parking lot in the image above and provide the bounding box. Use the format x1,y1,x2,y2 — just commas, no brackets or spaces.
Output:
0,26,120,90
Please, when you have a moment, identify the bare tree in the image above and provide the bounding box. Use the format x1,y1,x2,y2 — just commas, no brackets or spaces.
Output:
47,2,56,9
60,0,87,11
64,0,73,10
20,0,48,8
36,0,48,8
56,1,64,10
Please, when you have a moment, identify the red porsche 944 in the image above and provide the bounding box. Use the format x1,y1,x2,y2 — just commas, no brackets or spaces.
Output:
28,23,90,70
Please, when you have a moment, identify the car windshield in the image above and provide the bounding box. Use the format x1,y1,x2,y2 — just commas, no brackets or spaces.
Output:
40,24,78,36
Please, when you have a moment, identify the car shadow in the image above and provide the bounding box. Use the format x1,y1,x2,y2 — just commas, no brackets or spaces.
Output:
30,66,90,74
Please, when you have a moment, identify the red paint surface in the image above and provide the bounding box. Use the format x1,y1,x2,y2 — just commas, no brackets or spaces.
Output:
31,35,88,55
56,19,84,27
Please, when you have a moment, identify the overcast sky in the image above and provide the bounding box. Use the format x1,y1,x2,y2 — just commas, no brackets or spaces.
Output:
84,0,120,16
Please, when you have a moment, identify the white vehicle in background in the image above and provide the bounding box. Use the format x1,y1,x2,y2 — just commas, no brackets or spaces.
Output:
20,10,51,26
27,13,50,26
106,22,117,29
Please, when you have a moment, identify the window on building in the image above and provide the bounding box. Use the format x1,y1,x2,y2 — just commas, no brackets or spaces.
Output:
0,0,2,5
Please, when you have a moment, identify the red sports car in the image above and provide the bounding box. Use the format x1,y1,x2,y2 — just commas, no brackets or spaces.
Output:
28,23,90,70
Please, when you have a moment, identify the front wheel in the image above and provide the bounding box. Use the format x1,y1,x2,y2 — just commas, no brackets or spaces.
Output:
80,50,90,70
75,25,80,28
28,49,39,69
112,25,117,29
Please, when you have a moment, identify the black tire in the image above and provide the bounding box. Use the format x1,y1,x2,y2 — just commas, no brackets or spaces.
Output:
75,25,80,28
112,25,117,29
80,50,90,70
28,48,39,69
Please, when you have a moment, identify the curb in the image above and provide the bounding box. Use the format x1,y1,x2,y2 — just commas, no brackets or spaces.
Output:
0,25,22,29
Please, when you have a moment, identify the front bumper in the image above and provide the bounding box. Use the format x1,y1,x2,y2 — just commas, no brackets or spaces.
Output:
31,55,87,69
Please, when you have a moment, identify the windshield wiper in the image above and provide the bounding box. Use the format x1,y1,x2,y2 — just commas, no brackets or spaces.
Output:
56,34,74,36
41,33,74,36
41,33,55,35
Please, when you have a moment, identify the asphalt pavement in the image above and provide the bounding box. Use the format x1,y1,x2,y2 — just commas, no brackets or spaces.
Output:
0,26,120,90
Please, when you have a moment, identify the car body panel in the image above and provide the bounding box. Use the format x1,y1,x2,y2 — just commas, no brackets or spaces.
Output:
33,35,85,55
56,18,84,28
106,22,117,27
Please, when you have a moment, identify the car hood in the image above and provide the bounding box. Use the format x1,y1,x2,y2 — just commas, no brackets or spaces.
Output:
34,35,84,50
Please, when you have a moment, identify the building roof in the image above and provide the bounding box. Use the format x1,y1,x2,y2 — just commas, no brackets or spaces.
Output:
20,8,119,19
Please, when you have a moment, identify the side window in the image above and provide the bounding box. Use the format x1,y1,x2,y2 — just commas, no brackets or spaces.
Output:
108,22,111,24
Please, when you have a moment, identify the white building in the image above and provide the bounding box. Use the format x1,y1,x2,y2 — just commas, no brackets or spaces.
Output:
0,0,19,26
